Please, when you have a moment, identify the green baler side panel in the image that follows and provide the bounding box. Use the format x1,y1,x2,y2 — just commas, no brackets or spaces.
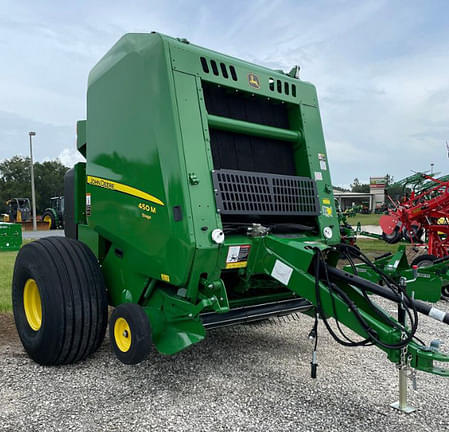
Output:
298,104,339,237
86,34,196,297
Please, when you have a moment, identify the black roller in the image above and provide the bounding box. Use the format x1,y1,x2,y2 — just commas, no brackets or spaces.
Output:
201,298,312,329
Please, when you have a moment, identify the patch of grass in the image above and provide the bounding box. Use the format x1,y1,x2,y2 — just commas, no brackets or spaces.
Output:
356,239,403,253
0,240,31,313
355,238,406,261
0,250,17,312
346,213,381,226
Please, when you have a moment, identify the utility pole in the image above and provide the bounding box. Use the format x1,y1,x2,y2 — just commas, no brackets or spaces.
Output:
29,131,37,231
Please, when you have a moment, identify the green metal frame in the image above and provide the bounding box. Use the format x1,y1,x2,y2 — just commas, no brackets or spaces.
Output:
70,32,449,376
343,245,446,303
338,210,448,302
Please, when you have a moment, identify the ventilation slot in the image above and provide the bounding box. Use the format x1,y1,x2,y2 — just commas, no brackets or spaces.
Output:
200,57,209,73
220,63,229,78
268,78,296,98
230,65,238,81
211,60,219,76
199,58,238,81
212,169,320,216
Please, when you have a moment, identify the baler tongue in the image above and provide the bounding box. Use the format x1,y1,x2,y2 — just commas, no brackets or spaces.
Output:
246,234,449,378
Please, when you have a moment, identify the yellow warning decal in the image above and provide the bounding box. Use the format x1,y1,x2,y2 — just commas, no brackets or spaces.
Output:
322,198,331,205
161,273,170,282
226,261,248,269
87,175,164,206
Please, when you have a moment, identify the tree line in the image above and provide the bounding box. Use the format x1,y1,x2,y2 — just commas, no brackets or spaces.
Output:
0,156,68,215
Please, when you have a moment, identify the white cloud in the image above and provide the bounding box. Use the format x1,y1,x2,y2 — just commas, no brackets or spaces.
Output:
57,148,85,167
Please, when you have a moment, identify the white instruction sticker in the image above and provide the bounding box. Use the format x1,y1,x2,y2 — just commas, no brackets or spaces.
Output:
226,246,241,263
320,160,327,171
225,245,251,269
271,260,293,286
86,193,91,216
314,171,323,181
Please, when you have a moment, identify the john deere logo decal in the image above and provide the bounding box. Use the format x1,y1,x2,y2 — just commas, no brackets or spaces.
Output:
248,73,260,89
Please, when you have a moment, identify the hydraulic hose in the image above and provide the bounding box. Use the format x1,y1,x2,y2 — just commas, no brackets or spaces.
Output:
327,266,449,326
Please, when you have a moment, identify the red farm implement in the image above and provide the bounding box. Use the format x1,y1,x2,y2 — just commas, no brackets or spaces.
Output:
380,173,449,259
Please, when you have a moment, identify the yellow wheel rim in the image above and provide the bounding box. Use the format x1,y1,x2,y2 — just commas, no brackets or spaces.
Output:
114,317,132,352
43,215,52,229
23,279,42,331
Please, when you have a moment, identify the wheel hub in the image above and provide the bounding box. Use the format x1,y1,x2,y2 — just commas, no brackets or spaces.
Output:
114,317,132,352
23,278,42,331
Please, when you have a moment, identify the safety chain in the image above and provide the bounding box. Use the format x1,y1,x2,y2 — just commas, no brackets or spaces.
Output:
407,354,418,390
397,331,408,370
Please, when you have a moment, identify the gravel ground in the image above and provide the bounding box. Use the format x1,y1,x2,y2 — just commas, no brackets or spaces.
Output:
1,299,449,432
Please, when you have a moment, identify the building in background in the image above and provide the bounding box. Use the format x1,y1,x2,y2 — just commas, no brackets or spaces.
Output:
369,177,387,210
333,176,387,212
333,190,372,211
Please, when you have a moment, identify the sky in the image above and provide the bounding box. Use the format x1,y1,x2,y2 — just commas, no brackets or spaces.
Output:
0,0,448,187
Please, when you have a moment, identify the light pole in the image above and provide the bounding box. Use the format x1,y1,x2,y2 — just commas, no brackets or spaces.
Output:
29,131,37,231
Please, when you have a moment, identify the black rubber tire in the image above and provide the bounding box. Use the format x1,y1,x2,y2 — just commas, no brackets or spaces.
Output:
382,226,402,244
402,225,423,243
12,237,108,365
410,254,437,268
109,303,152,365
42,210,56,230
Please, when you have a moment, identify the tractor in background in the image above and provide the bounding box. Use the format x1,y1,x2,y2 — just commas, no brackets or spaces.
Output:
3,198,31,223
41,196,64,230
